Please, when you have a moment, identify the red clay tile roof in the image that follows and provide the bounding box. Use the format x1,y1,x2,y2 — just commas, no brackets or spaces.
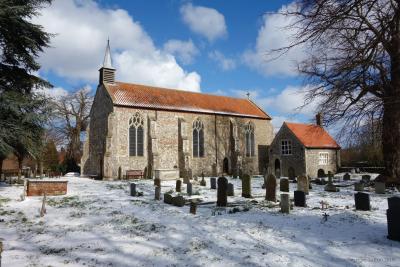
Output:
284,122,340,149
104,82,271,119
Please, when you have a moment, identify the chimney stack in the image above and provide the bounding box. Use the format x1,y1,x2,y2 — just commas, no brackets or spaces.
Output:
316,113,322,126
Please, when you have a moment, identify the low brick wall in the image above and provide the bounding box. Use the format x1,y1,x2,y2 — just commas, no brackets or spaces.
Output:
26,180,68,196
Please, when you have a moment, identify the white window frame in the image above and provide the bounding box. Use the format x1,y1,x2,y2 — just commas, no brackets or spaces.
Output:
281,140,292,155
319,152,329,165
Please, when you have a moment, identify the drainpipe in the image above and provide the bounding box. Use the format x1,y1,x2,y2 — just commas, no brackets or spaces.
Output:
214,114,218,173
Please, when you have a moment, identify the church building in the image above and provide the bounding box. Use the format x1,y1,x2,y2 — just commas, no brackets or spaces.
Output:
81,42,274,180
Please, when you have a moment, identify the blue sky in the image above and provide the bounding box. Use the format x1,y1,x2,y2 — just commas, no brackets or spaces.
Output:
34,0,318,130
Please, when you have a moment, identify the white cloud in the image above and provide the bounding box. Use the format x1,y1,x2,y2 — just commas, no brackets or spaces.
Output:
257,85,318,116
163,39,199,65
35,86,69,99
208,50,236,71
242,3,306,76
33,0,201,92
180,3,227,42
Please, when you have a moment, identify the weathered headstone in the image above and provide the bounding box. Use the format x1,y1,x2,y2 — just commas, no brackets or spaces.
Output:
324,172,339,192
294,190,306,207
343,173,351,181
190,201,197,215
227,183,234,196
164,193,173,204
375,182,385,194
354,192,370,211
354,182,364,191
265,174,277,202
280,193,290,213
210,177,217,189
217,177,228,207
387,196,400,241
130,183,137,196
362,175,371,183
297,175,309,194
172,195,185,207
187,182,192,196
241,174,252,198
154,177,161,187
155,186,161,200
176,179,182,192
280,178,289,192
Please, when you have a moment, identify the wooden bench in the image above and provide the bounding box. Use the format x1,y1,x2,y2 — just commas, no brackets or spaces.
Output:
125,170,144,179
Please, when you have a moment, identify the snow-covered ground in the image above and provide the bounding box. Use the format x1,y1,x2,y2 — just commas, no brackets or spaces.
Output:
0,174,399,267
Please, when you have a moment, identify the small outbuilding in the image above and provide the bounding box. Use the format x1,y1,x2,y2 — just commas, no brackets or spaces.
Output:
269,115,341,179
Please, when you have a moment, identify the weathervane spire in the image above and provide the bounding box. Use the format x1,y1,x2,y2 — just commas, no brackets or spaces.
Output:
103,38,113,69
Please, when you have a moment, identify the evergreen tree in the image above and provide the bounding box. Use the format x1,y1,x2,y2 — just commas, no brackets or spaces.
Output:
0,0,53,156
42,139,59,172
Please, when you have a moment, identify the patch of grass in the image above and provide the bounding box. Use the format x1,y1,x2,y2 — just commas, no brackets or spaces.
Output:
0,197,11,206
106,183,128,190
47,196,92,209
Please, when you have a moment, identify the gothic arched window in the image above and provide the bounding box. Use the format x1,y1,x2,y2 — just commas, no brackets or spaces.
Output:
193,118,204,157
129,113,144,156
245,122,255,157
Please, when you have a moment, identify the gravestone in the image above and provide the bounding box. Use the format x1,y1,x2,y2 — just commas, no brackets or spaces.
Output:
354,192,370,211
265,174,277,202
130,183,137,196
154,177,161,187
354,182,364,191
217,177,228,207
176,179,182,192
200,177,206,186
324,172,339,192
343,173,351,181
362,175,371,183
387,197,400,241
172,195,185,207
375,182,385,194
280,193,290,213
297,175,309,195
280,178,289,192
210,177,217,189
227,183,234,196
294,190,306,207
155,186,161,200
190,201,197,215
241,174,252,198
187,182,192,196
164,193,173,204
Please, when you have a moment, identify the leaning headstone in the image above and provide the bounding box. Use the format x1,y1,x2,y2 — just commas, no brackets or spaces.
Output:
297,175,309,195
164,193,173,204
241,174,252,198
130,183,137,196
187,182,193,196
210,177,217,189
387,196,400,241
294,190,306,207
190,201,197,215
155,186,161,200
362,175,371,183
280,178,289,192
227,183,234,196
343,173,351,181
354,192,370,211
172,195,185,207
176,179,182,192
354,182,364,192
217,177,228,207
265,174,277,202
375,182,385,194
154,177,161,187
280,193,290,213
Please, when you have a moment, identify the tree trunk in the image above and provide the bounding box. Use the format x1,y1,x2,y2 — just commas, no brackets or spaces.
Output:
0,158,3,181
17,157,22,183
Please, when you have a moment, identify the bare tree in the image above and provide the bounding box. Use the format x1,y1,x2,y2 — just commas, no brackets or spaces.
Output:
273,0,400,181
52,88,92,169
